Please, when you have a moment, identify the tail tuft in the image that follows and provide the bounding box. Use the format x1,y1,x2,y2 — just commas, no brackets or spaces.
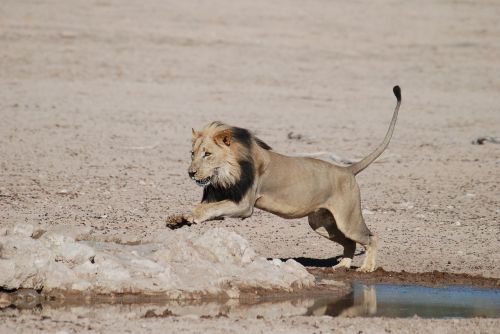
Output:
348,85,402,175
393,85,401,102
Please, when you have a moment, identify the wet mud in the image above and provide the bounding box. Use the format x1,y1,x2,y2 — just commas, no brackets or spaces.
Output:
309,267,500,289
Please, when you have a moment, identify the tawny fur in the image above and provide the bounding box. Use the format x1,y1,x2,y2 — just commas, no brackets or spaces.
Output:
185,87,402,272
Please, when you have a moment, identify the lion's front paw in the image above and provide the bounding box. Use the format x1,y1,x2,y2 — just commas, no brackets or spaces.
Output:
356,263,376,273
166,214,195,229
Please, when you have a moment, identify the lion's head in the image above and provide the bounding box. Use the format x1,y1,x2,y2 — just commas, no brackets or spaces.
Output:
188,121,270,202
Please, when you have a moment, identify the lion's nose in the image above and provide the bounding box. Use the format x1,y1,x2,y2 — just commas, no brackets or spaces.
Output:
188,170,196,178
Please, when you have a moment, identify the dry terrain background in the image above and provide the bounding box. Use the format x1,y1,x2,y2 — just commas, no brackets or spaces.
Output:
1,0,499,332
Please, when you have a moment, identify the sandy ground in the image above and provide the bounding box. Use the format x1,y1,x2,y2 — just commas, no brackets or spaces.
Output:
2,312,500,334
1,0,499,332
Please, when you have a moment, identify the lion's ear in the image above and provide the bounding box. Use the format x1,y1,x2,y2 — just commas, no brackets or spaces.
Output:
192,128,199,139
213,130,232,147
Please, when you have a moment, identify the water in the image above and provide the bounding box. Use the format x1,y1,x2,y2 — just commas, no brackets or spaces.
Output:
3,283,500,319
307,283,500,318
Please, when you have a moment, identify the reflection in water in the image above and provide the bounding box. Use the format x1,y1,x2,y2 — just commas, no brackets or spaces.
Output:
307,283,500,318
361,283,500,318
306,285,377,317
2,283,500,319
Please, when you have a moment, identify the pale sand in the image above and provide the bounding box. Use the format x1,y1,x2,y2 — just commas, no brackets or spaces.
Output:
1,0,499,332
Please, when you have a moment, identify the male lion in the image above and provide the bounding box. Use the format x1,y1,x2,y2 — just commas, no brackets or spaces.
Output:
183,86,401,272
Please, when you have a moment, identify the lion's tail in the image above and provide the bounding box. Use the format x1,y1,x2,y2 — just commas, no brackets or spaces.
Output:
348,86,402,175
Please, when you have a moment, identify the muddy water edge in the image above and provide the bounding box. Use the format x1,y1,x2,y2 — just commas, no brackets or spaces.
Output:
1,268,499,319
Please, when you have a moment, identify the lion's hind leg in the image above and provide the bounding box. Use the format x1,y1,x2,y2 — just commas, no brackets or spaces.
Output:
357,234,378,273
326,192,378,273
307,208,356,270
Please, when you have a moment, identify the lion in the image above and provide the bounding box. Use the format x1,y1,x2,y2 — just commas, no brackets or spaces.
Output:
181,86,401,272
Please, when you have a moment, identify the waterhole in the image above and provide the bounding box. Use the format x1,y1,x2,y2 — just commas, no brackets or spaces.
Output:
2,283,499,319
307,283,500,318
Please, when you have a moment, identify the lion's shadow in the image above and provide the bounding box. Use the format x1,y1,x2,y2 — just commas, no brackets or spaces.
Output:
276,251,365,268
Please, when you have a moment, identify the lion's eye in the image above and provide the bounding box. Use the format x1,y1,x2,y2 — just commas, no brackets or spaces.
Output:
190,151,194,158
203,152,211,158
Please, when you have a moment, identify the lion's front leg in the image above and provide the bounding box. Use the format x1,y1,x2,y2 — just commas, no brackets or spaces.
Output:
190,200,254,224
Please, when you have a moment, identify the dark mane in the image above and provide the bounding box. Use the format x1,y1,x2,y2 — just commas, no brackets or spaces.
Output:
255,137,271,150
202,159,254,203
230,126,271,151
201,125,270,204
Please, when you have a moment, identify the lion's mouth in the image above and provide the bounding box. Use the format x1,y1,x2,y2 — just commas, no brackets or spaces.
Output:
193,176,212,187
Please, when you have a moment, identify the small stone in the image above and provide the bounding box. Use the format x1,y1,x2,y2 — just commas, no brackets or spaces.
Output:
0,292,14,308
455,221,461,226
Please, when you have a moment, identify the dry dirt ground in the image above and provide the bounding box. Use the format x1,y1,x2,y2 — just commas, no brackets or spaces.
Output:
1,0,499,332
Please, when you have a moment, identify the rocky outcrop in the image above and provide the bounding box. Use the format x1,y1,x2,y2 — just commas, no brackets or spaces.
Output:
0,224,315,298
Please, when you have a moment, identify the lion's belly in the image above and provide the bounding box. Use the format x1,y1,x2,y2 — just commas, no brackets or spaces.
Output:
255,182,330,219
255,196,313,219
255,152,337,219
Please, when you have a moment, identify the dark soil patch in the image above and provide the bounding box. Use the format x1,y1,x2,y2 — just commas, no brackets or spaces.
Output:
309,267,500,288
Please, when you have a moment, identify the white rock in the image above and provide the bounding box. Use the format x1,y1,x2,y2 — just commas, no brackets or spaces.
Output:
0,260,16,288
60,243,95,266
193,228,255,264
44,262,80,290
40,232,72,247
0,227,317,297
71,280,92,291
11,224,34,237
271,258,283,266
0,235,53,290
40,232,95,266
48,225,92,240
